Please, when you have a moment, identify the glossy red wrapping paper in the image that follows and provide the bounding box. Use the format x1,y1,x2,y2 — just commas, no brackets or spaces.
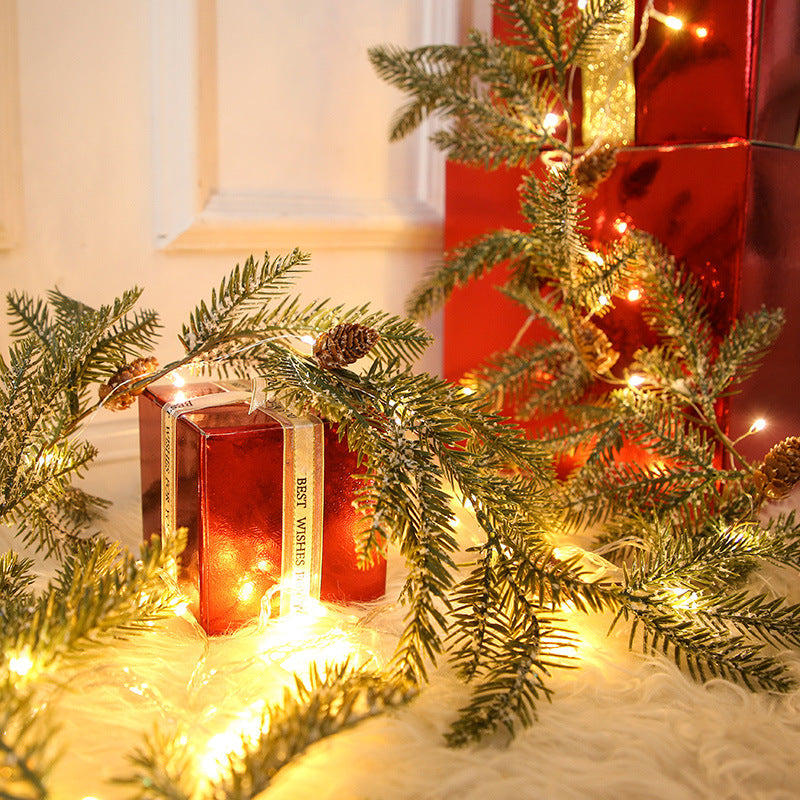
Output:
443,141,800,461
493,0,800,146
139,383,386,635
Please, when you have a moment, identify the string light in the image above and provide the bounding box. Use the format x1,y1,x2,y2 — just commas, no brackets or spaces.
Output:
650,9,683,30
8,651,34,677
170,372,186,387
460,385,475,396
299,334,316,346
628,374,645,388
627,288,642,302
751,418,767,433
237,579,256,602
543,112,561,133
695,26,708,38
597,294,610,307
665,587,700,611
585,251,605,267
577,0,588,9
614,218,629,234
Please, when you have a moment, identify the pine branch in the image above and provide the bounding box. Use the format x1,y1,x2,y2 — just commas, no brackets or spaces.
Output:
693,589,800,649
710,306,785,396
623,603,794,691
568,0,628,64
1,533,184,681
406,229,541,321
207,663,415,800
446,613,578,747
0,686,58,800
117,727,194,800
179,250,310,354
0,551,36,628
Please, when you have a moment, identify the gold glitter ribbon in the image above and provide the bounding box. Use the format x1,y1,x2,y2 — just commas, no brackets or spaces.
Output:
581,0,636,146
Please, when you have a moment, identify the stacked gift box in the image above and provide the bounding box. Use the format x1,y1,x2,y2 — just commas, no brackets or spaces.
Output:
444,0,800,461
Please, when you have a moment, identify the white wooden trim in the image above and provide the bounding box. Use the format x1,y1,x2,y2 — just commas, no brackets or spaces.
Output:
0,0,23,249
151,0,458,253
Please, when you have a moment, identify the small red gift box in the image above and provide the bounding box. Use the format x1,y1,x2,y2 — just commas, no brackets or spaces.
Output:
493,0,800,146
138,382,386,635
443,141,800,459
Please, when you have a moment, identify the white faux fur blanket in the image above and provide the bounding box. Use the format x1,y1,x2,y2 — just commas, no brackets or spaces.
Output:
4,457,800,800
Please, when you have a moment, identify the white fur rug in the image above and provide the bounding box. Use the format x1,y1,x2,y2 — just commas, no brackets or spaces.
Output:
4,449,800,800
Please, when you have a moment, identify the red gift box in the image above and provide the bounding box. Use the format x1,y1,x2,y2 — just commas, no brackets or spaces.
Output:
443,141,800,460
632,0,800,146
139,382,386,635
493,0,800,146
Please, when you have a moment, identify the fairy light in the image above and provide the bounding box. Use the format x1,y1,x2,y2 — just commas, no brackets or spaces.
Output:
627,288,642,302
665,587,700,611
650,9,683,30
597,294,610,307
237,579,256,602
751,418,767,433
460,385,475,396
577,0,588,8
173,599,190,617
628,374,645,388
170,372,186,387
585,251,605,267
614,218,629,234
299,334,316,346
543,112,561,133
8,651,34,677
695,25,708,38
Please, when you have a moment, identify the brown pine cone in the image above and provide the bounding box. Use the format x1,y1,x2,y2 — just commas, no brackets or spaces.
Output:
569,313,619,374
753,436,800,500
313,323,380,369
99,356,159,411
574,146,618,196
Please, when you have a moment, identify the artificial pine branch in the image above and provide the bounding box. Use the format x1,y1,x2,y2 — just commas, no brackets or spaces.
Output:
374,0,800,742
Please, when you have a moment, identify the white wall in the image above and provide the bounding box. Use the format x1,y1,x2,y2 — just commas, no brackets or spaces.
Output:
0,0,485,504
0,0,490,495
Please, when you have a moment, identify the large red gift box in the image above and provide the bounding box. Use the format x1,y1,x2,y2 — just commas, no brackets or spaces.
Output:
494,1,800,146
631,0,800,145
139,382,386,635
443,141,800,460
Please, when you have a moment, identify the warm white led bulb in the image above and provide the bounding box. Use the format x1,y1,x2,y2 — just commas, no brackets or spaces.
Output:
627,288,642,302
577,0,588,8
598,294,610,306
300,334,316,346
651,9,683,30
543,112,561,132
9,652,33,676
751,418,767,432
170,371,186,387
628,374,645,388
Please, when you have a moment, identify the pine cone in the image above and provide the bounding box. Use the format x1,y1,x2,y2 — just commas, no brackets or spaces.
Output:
313,323,380,369
99,356,159,411
574,146,618,196
753,436,800,500
569,313,619,374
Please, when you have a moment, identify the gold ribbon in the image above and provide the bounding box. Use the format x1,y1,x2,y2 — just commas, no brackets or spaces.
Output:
581,0,636,146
